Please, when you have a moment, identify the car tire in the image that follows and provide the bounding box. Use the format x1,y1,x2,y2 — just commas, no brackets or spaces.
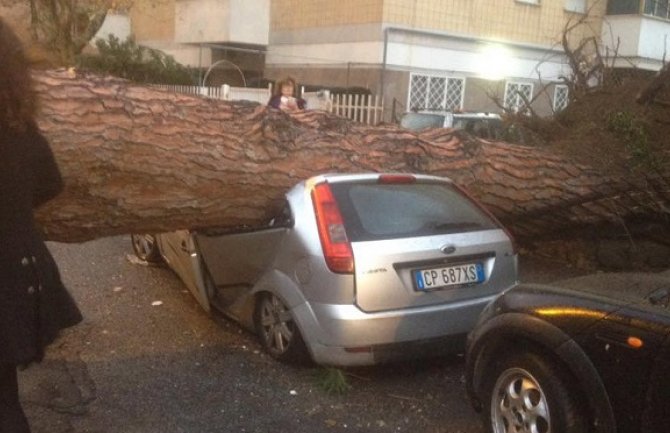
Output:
254,292,310,364
482,350,588,433
131,234,162,263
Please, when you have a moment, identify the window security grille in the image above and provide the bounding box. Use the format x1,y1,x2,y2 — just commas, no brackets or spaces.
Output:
445,79,464,110
409,74,465,111
504,82,533,113
428,77,446,110
553,85,569,112
409,75,429,111
644,0,670,19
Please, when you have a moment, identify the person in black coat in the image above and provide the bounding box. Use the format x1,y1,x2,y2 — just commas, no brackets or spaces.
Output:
0,18,82,433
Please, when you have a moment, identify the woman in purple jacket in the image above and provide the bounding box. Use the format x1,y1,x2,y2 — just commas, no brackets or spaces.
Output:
267,77,306,112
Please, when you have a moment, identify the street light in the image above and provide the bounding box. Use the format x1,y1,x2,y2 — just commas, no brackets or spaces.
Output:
476,44,514,80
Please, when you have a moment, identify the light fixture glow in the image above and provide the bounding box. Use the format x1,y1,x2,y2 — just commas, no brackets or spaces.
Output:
476,44,514,80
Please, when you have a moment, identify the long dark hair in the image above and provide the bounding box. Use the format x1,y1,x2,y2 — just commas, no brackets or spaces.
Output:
0,18,37,132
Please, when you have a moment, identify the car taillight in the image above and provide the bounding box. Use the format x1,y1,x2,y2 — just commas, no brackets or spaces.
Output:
452,182,518,254
378,174,416,184
311,183,354,274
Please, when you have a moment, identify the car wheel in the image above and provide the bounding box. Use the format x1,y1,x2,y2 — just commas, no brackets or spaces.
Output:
131,234,162,263
483,351,588,433
254,292,309,364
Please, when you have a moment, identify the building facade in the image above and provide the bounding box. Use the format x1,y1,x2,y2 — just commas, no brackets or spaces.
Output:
120,0,669,119
603,0,670,70
126,0,270,86
266,0,611,119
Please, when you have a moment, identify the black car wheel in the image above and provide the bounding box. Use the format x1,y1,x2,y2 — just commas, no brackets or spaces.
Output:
254,292,309,364
131,234,162,263
483,351,588,433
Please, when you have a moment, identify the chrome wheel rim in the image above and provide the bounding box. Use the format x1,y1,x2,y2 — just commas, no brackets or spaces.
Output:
132,234,156,260
258,294,294,355
491,367,550,433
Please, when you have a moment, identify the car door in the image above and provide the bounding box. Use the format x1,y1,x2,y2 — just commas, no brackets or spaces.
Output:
194,228,287,310
193,203,292,312
158,230,207,309
578,303,670,433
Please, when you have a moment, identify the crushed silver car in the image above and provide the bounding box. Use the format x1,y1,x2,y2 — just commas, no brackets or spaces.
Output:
131,173,518,366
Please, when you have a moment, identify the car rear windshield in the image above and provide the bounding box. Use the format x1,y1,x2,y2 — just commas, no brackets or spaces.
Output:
329,181,499,242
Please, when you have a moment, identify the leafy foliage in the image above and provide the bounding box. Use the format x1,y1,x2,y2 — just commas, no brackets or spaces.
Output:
606,111,655,169
313,368,351,395
78,35,197,85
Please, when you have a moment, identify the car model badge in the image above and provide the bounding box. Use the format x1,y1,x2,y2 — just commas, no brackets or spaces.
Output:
440,245,456,255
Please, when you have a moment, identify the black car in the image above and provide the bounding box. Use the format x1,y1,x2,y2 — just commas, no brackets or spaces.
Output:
466,272,670,433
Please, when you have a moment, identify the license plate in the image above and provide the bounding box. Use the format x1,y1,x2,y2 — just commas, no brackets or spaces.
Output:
413,263,484,291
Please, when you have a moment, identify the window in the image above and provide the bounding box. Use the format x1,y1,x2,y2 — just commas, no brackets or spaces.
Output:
504,82,534,113
644,0,670,19
330,182,497,242
565,0,586,13
607,0,639,15
409,74,465,111
553,85,569,112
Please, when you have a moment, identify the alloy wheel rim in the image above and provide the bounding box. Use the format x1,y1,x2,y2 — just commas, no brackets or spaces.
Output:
133,234,155,259
491,367,550,433
259,294,293,355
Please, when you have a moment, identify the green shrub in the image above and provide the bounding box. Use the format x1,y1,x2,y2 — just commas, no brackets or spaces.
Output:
78,35,197,85
313,368,351,395
606,111,655,169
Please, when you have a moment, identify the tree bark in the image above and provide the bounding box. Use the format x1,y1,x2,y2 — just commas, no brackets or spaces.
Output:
33,70,669,242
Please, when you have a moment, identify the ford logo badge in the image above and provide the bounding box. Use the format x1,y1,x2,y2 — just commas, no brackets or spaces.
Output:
440,245,456,255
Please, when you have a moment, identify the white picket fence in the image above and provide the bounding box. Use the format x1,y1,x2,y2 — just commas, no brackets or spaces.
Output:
153,84,272,105
309,92,384,125
154,84,384,125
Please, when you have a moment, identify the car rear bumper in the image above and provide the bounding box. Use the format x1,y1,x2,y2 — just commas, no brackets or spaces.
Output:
293,294,500,366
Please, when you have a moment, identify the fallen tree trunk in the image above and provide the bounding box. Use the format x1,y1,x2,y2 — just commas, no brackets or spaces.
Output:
34,70,669,242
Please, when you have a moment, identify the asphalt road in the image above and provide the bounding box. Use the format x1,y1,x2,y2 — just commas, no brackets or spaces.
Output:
19,237,582,433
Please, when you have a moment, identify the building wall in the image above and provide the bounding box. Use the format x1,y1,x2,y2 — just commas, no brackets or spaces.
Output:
92,13,132,45
175,0,269,45
382,0,605,47
270,0,385,30
129,0,269,70
130,0,176,41
602,14,670,70
270,0,605,47
266,0,601,120
265,65,383,90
